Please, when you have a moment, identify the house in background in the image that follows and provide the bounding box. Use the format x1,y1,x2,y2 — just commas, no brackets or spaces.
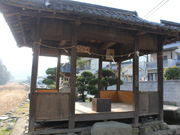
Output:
78,58,133,81
104,61,133,82
146,42,180,81
79,59,147,82
77,58,109,75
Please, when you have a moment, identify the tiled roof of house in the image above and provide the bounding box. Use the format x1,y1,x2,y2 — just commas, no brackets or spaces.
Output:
164,42,180,51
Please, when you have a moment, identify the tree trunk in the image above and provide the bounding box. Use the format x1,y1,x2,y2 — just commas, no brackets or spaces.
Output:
82,90,85,102
105,86,108,90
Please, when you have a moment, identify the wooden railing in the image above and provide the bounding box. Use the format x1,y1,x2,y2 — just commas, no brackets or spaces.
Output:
36,88,58,93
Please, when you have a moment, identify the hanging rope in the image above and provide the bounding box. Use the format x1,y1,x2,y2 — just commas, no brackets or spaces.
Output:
35,42,162,58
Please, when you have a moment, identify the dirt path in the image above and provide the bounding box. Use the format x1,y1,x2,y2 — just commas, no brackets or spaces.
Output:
0,101,29,135
11,118,27,135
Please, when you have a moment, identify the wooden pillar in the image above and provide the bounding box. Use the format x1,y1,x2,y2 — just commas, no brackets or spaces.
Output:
97,57,102,98
69,23,78,130
157,38,164,122
116,61,121,91
29,41,40,133
56,51,61,90
133,38,139,124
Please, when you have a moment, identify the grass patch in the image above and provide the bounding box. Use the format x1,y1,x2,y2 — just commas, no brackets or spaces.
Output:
0,127,12,135
0,83,28,116
12,102,29,118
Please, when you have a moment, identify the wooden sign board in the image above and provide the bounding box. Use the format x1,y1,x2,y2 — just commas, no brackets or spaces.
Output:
106,49,114,60
77,45,90,53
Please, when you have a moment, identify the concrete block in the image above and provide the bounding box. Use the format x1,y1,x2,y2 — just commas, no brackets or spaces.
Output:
92,98,111,112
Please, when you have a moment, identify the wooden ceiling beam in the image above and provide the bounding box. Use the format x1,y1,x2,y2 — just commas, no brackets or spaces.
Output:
17,14,27,45
136,31,147,36
17,10,180,37
100,42,116,50
5,12,19,18
78,30,134,45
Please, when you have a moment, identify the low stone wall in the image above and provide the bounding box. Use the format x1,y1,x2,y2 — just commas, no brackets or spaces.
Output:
79,121,180,135
108,80,180,106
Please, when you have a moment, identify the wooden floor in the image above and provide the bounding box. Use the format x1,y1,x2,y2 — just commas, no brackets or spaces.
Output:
75,102,133,114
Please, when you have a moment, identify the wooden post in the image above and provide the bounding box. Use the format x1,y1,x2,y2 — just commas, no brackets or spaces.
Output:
157,37,164,122
116,61,121,91
56,51,61,90
133,37,139,124
69,23,78,130
29,41,40,133
97,57,102,98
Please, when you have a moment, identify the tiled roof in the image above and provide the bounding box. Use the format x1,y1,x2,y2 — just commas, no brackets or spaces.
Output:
164,42,180,50
1,0,180,32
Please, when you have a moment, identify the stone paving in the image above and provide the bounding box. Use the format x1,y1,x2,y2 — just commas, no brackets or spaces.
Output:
0,99,29,135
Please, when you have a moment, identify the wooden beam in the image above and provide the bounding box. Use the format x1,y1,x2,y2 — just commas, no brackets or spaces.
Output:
5,12,19,18
29,41,40,132
56,51,61,90
157,36,164,122
40,48,59,57
33,127,91,134
75,111,134,121
116,61,121,91
136,31,147,36
40,47,101,58
97,57,102,98
40,34,71,41
100,42,116,50
78,30,134,45
133,37,139,124
28,17,40,133
17,14,27,45
69,22,78,130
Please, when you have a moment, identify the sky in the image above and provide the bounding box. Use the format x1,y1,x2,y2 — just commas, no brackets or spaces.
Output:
0,0,180,80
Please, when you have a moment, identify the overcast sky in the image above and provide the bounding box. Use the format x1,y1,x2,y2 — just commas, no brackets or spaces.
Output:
0,0,180,80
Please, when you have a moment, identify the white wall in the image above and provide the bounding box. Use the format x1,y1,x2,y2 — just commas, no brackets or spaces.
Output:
108,80,180,106
151,49,180,62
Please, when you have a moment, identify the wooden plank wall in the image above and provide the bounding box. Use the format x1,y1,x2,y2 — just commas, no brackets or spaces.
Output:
78,23,135,45
139,92,159,115
40,18,72,41
100,91,159,113
100,91,119,102
118,91,133,104
39,19,135,45
35,93,70,120
138,33,158,51
100,91,133,104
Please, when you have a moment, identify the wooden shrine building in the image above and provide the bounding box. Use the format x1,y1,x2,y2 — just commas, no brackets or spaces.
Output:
1,0,180,134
